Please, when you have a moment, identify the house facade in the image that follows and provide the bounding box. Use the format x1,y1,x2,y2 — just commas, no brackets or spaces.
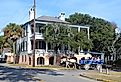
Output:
16,8,90,66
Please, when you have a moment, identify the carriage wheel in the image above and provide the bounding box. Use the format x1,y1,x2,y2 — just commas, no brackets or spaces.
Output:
84,64,90,70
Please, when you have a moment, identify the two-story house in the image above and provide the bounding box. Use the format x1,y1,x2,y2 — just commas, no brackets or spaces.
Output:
16,8,90,66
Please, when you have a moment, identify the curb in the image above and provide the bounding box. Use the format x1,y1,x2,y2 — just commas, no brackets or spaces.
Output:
80,73,113,82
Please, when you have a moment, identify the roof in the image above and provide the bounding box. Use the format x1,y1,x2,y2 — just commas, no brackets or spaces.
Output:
36,16,69,24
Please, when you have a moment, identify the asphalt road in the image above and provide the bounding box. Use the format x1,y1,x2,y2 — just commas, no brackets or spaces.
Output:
0,63,99,82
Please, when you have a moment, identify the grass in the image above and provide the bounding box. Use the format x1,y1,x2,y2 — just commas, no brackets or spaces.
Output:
9,64,75,70
80,70,121,82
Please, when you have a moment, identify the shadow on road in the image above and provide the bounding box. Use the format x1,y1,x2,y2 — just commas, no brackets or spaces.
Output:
0,66,64,82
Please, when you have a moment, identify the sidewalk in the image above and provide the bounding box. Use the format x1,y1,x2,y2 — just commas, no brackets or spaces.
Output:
80,69,121,82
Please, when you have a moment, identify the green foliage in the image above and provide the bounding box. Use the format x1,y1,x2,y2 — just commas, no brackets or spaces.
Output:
113,59,121,67
3,23,22,53
0,36,4,47
66,13,115,52
3,23,22,41
43,23,92,53
69,31,92,51
113,34,121,58
43,24,70,49
0,35,4,53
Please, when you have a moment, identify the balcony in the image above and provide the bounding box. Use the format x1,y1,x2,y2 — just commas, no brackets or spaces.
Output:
35,33,44,39
30,32,44,40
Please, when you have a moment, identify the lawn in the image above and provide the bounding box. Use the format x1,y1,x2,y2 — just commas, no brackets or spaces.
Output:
9,64,75,70
80,70,121,82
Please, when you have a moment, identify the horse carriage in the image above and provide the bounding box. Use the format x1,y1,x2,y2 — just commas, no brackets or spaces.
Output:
60,51,104,70
77,52,104,70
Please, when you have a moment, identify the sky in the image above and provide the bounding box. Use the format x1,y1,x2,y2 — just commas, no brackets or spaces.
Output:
0,0,121,34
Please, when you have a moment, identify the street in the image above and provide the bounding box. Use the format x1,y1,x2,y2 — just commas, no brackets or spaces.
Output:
0,63,98,82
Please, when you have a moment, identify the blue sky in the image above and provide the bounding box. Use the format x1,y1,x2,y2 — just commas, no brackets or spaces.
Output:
0,0,121,34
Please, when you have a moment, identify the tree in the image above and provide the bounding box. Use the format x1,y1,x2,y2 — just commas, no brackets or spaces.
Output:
43,24,70,65
70,31,92,53
3,23,22,63
66,13,115,52
0,36,4,54
0,35,11,53
113,33,121,60
43,23,93,65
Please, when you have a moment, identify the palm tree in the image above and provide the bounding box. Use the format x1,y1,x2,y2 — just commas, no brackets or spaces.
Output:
0,36,4,54
3,23,22,63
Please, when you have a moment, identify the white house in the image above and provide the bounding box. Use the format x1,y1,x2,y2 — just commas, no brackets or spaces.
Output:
16,7,90,66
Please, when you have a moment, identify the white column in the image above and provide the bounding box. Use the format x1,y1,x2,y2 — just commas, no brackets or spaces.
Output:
78,27,81,54
27,24,32,54
78,27,80,32
46,42,48,53
87,27,90,39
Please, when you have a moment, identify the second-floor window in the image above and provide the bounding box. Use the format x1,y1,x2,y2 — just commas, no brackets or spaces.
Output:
24,41,27,51
21,25,28,37
36,23,45,34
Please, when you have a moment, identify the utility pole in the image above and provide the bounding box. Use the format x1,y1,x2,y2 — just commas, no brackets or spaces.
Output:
32,0,36,67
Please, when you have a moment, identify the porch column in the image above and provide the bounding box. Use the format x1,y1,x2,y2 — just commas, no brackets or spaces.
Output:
87,27,90,39
78,27,80,32
78,27,81,54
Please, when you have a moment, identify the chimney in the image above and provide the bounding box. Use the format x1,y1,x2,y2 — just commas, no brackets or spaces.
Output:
59,12,65,21
29,7,34,21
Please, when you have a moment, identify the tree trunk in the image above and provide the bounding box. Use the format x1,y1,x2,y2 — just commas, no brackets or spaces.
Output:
53,44,59,65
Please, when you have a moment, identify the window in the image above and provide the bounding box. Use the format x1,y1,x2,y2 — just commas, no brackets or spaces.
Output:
18,44,20,53
35,40,39,49
25,41,27,51
36,23,45,34
31,40,33,50
41,41,46,49
35,40,46,49
21,43,22,51
25,55,26,62
23,41,25,51
20,42,25,51
22,27,25,37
